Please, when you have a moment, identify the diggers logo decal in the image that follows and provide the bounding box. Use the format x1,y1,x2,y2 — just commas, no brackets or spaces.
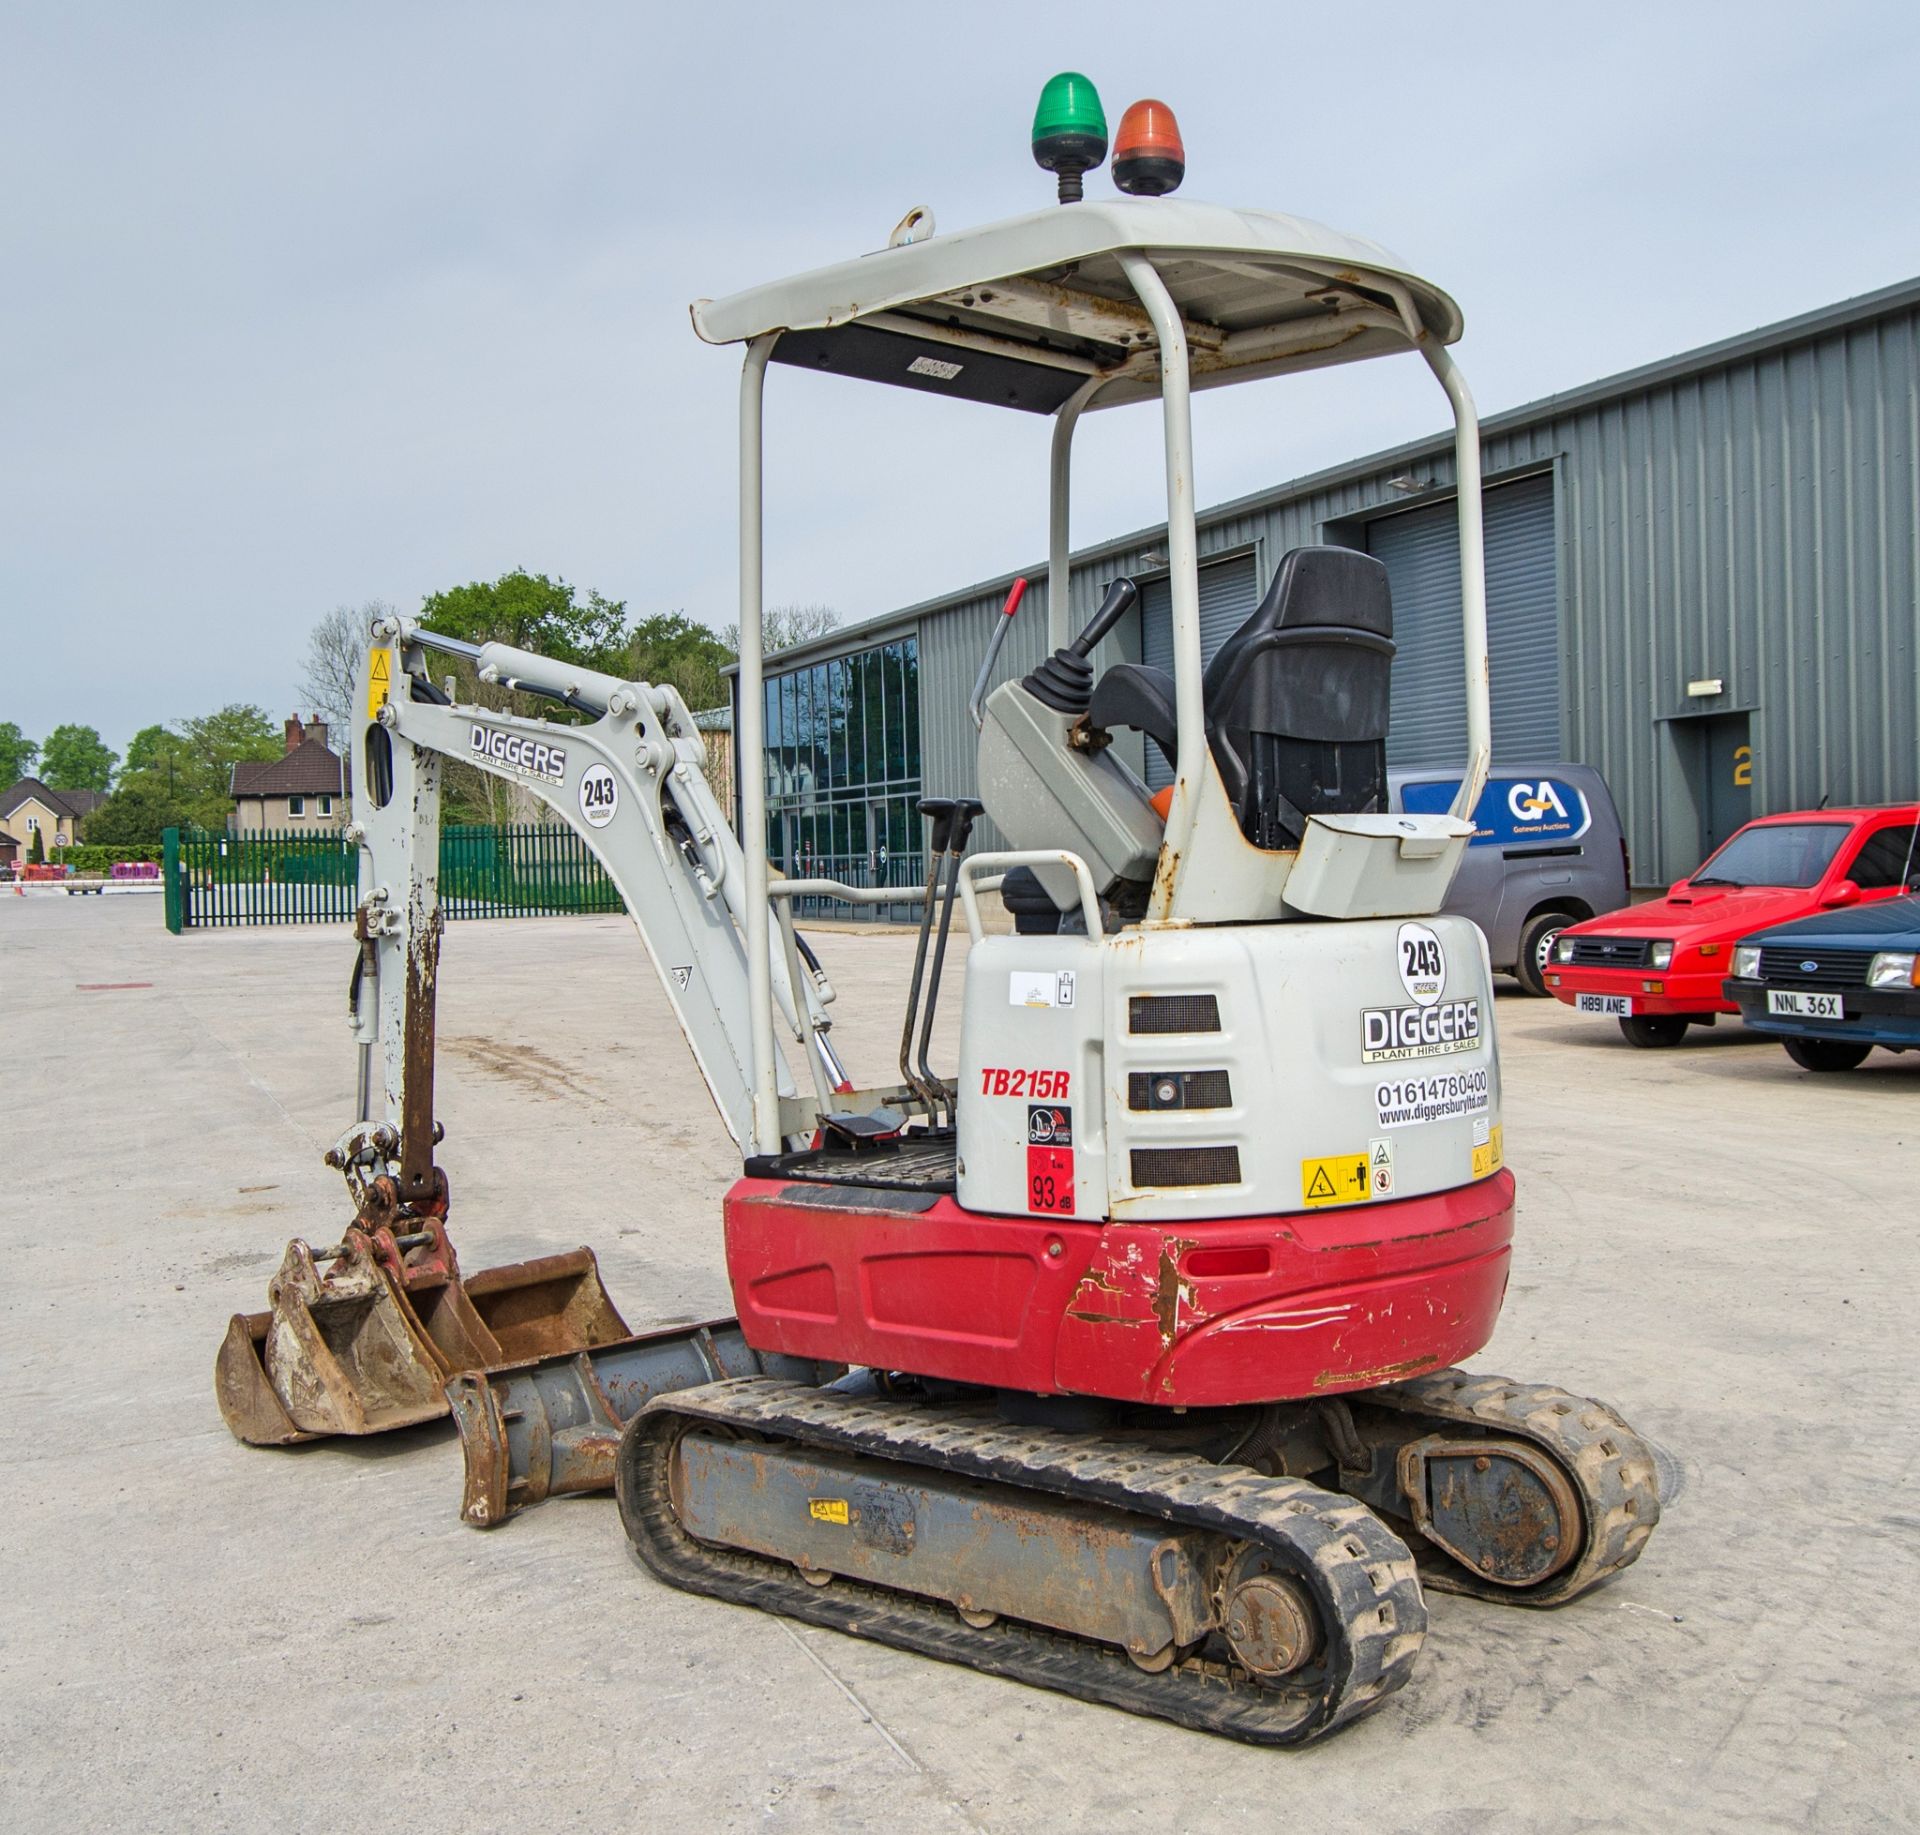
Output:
470,723,566,783
1360,999,1482,1063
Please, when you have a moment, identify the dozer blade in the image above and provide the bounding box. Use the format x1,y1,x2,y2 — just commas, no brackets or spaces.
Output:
215,1231,632,1446
445,1318,830,1526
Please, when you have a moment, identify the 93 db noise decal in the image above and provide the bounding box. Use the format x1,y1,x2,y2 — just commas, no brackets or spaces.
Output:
1026,1103,1074,1215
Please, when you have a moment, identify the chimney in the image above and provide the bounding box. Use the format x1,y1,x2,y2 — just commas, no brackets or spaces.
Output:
306,718,329,752
284,714,306,754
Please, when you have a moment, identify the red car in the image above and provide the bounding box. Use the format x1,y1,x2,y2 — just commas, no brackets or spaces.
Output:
1544,804,1920,1046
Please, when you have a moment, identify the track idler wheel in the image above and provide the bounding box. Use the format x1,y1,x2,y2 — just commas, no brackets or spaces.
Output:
1395,1436,1580,1588
1342,1369,1663,1607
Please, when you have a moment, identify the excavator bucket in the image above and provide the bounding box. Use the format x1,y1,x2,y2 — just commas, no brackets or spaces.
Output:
215,1229,630,1445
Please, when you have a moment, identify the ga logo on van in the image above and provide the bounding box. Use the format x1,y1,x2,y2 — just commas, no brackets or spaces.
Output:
1508,780,1569,822
1400,775,1592,848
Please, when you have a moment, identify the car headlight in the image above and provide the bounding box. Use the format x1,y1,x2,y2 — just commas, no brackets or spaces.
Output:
1868,950,1918,989
1554,934,1576,963
1731,944,1762,979
1648,940,1675,971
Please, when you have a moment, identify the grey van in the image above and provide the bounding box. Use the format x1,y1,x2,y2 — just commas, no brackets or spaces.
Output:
1388,764,1630,995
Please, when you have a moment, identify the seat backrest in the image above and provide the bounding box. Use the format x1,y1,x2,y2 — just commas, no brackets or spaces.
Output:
1203,546,1396,850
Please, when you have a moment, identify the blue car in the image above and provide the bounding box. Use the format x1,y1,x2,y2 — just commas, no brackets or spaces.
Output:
1723,892,1920,1071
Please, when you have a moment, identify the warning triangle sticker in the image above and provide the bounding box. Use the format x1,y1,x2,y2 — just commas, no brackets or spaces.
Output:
1371,1142,1392,1166
369,650,390,683
1305,1166,1337,1201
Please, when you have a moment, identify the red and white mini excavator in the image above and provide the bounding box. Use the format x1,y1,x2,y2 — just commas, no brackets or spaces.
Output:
219,76,1662,1743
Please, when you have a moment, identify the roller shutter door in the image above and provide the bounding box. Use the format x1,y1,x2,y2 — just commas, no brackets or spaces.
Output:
1367,473,1559,769
1138,554,1261,789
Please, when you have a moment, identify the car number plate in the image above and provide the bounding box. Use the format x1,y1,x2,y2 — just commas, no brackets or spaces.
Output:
1575,993,1633,1016
1767,990,1844,1019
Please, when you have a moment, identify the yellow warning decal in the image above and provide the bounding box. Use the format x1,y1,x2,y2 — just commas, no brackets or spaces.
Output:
1472,1125,1505,1179
1301,1153,1371,1208
366,647,393,719
808,1498,850,1525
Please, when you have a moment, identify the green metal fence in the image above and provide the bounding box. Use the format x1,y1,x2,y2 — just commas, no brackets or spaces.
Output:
162,825,623,933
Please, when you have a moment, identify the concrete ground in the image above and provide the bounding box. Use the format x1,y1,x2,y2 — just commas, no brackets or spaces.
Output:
3,895,1916,1834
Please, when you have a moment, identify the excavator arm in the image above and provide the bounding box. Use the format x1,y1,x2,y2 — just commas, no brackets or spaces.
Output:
346,611,849,1183
215,611,918,1447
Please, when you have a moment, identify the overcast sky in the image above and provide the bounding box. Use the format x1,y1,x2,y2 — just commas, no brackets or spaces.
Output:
5,2,1917,758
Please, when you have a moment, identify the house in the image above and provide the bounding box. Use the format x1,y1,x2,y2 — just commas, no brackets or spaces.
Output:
1,779,107,857
229,716,347,831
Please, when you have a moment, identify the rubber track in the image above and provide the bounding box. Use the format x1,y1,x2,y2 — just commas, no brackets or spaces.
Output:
617,1377,1426,1745
1362,1367,1662,1607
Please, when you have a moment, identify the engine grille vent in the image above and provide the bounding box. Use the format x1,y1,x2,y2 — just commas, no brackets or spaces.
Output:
1755,946,1876,989
1130,1146,1242,1188
1128,994,1221,1035
1564,936,1650,969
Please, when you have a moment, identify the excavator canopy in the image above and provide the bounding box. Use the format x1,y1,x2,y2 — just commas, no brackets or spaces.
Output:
690,198,1462,413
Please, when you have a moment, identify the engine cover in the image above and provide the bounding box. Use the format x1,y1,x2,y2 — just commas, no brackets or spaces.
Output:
956,915,1503,1224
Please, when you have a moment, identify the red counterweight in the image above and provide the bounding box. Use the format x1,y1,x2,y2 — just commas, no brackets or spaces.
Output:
724,1171,1514,1406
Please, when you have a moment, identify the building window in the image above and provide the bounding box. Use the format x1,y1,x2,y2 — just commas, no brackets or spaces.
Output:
24,815,37,830
317,795,333,816
761,635,921,919
287,796,306,818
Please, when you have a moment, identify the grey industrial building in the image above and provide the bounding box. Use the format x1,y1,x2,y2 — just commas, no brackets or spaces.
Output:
744,275,1920,895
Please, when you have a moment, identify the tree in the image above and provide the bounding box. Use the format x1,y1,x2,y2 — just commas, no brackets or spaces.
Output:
27,823,44,864
39,723,116,792
88,703,281,842
84,777,195,848
722,603,840,657
0,722,36,784
413,571,634,825
302,602,393,735
629,611,734,711
420,570,631,670
123,724,184,777
176,705,281,807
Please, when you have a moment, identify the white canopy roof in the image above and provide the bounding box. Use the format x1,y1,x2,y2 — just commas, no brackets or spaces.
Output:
692,199,1461,412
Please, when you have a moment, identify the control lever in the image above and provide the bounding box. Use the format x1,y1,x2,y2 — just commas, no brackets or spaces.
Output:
915,798,983,1128
968,576,1030,731
1019,576,1140,717
898,799,957,1119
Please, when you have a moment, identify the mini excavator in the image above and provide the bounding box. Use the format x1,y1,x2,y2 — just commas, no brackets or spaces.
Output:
219,76,1661,1744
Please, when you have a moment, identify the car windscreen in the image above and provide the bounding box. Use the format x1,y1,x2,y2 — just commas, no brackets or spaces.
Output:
1691,823,1848,889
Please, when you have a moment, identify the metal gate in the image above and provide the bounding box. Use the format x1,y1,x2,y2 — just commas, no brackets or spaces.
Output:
1367,472,1559,768
163,824,624,933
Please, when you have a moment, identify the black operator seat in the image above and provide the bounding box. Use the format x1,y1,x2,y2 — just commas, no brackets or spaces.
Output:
1086,545,1396,852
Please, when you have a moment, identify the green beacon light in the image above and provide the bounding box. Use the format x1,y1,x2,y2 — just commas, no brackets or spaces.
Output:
1031,71,1107,204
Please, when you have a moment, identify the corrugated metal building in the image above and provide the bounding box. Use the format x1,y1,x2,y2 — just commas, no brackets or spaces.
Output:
741,275,1920,890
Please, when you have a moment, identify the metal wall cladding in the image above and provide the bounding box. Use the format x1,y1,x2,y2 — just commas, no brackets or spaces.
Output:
1369,474,1559,770
1138,556,1263,789
775,283,1920,885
